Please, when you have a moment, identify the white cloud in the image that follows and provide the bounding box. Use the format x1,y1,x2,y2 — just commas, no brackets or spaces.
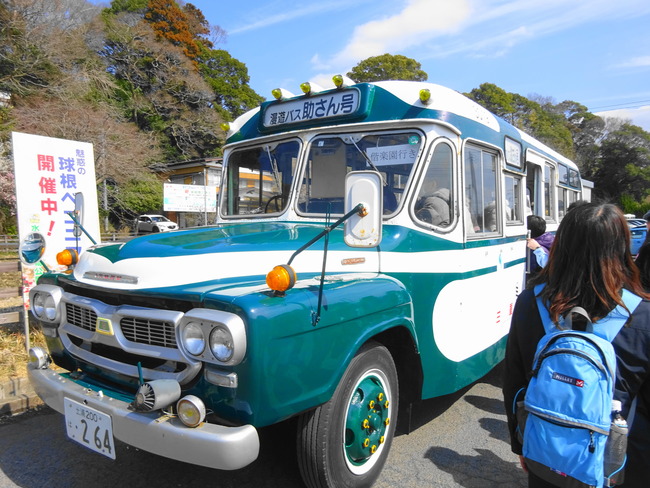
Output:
418,0,650,60
612,56,650,69
229,1,358,34
315,0,472,70
595,106,650,132
314,0,650,70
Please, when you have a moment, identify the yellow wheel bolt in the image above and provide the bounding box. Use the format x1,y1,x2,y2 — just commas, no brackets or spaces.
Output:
384,400,390,408
379,436,385,444
363,438,370,448
368,400,375,409
362,419,370,429
370,445,377,454
377,393,384,401
384,418,390,426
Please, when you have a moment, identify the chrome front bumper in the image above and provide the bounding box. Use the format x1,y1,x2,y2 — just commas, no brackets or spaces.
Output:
28,365,260,470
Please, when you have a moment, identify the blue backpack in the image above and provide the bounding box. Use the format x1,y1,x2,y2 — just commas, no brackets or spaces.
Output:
515,285,641,488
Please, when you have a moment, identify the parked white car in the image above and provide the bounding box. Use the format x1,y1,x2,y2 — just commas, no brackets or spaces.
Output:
135,214,178,233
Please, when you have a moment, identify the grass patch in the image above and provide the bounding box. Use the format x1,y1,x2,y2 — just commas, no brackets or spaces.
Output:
0,270,20,289
0,324,48,381
1,253,45,382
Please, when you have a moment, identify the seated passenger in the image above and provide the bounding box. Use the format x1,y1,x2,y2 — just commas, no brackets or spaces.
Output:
483,201,498,232
415,187,450,226
383,187,398,213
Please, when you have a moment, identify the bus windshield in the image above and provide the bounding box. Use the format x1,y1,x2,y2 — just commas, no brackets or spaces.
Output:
221,131,423,218
297,131,423,216
221,139,300,216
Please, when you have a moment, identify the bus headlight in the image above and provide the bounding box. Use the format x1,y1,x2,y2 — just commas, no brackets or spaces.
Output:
178,309,247,365
44,295,57,321
29,347,51,369
29,284,63,323
32,293,45,318
180,322,205,356
177,395,206,427
209,326,234,362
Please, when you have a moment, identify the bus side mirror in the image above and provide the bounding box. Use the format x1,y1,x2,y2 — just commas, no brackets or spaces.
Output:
73,192,84,238
344,171,382,248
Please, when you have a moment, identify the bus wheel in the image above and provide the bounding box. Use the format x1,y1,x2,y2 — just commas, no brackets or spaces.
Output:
297,342,398,488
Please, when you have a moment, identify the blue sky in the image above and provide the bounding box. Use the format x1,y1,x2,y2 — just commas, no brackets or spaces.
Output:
87,0,650,131
185,0,650,131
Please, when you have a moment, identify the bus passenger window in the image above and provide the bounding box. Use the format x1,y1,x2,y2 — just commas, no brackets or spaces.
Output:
505,174,523,223
465,146,499,234
414,143,453,227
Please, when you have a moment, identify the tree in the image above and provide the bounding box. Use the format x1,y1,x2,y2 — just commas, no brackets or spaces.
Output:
591,123,650,202
100,14,223,159
347,54,428,83
106,0,148,14
0,0,262,229
0,170,17,234
198,47,264,119
467,84,574,159
466,83,514,120
145,0,200,61
182,2,218,49
0,1,59,96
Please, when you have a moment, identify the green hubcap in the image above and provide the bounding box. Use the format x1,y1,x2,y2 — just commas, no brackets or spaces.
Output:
344,375,389,465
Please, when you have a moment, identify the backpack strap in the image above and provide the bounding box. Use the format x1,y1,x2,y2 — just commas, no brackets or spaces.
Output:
534,284,643,341
594,289,642,341
534,284,554,333
564,306,592,331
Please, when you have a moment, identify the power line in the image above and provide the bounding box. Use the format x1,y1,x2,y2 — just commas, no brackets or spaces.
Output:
589,99,650,111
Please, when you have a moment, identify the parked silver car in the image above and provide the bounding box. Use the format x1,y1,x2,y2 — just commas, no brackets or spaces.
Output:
135,214,178,233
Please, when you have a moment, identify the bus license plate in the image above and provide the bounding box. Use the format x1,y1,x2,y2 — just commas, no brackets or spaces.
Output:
64,398,116,459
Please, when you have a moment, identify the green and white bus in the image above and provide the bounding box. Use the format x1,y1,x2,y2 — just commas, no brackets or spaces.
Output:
27,78,583,488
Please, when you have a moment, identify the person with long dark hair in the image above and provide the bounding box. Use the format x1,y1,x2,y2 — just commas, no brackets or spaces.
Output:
503,203,650,487
634,211,650,291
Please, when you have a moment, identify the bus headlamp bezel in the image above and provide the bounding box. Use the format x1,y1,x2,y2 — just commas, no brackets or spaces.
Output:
178,309,246,366
28,284,63,324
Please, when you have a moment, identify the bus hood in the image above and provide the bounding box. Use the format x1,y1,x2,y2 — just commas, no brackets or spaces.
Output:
72,222,378,291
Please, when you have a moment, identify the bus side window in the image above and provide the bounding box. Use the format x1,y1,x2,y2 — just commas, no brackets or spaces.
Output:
505,174,524,224
414,143,453,227
465,145,499,234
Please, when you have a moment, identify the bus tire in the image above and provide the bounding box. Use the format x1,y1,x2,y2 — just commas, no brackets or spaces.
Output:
297,342,399,488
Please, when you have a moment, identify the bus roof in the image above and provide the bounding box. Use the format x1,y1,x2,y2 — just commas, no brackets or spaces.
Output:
224,80,578,171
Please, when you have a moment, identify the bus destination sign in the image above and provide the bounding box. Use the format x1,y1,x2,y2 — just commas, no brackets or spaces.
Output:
262,89,361,128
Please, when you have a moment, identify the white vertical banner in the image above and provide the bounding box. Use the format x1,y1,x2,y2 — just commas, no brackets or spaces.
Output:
12,132,101,306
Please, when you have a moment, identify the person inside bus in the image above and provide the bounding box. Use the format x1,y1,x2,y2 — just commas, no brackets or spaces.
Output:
415,185,450,226
464,199,480,234
484,201,498,231
383,185,399,213
414,173,451,226
503,203,650,488
526,215,554,271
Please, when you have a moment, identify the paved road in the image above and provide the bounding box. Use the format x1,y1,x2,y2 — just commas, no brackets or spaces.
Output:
0,362,527,488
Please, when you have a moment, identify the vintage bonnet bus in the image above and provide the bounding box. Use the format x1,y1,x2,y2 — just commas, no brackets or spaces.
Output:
26,78,583,488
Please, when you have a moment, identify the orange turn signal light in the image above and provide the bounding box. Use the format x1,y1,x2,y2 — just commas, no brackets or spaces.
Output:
56,249,79,266
266,264,296,293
